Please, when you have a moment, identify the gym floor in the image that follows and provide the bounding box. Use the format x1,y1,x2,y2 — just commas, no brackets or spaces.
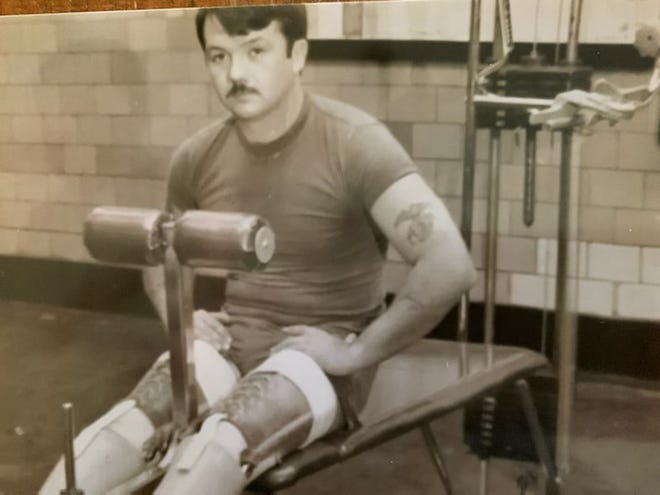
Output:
2,299,659,494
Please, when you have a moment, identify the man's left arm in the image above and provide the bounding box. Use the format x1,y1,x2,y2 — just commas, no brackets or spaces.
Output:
275,173,476,375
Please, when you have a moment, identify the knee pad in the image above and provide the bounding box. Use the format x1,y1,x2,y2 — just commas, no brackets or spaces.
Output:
129,342,239,426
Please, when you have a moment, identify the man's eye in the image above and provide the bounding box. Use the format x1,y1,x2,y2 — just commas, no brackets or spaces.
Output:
249,47,264,57
208,53,226,63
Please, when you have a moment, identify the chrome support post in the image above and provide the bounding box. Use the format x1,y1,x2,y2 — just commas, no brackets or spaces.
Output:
554,131,581,478
60,403,84,495
484,129,502,367
458,0,483,375
523,128,537,226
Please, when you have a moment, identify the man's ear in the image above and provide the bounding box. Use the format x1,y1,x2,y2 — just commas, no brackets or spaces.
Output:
291,39,308,74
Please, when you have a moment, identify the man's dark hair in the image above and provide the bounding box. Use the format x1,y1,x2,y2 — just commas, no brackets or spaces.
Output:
195,6,307,56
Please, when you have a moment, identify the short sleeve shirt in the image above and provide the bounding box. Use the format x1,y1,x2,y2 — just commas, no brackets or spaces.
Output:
167,93,417,374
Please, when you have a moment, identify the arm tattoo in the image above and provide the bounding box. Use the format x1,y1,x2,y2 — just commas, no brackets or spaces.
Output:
394,202,434,246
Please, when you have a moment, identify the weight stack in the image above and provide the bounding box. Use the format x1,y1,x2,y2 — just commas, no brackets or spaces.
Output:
463,374,557,462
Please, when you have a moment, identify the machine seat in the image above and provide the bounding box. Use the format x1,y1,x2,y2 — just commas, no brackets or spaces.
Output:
252,339,547,491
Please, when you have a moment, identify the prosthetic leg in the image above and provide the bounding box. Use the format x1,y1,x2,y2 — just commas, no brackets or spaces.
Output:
154,349,341,495
39,340,239,495
41,208,277,493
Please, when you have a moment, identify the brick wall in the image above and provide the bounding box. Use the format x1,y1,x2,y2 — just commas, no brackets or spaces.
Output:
0,10,659,321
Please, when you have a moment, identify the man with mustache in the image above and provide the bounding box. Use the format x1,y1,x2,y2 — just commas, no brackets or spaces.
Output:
41,5,475,494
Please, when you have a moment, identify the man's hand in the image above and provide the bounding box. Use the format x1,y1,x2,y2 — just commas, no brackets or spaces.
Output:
271,325,360,376
193,309,232,354
142,423,176,462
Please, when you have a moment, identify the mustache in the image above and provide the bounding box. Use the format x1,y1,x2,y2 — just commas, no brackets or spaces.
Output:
226,83,259,98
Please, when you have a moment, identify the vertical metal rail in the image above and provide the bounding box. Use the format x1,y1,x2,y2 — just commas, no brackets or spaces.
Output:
523,129,537,226
566,0,583,65
554,0,583,478
458,0,483,376
554,131,580,479
484,129,501,368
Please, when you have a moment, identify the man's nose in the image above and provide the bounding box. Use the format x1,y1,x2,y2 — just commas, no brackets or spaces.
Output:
228,56,247,83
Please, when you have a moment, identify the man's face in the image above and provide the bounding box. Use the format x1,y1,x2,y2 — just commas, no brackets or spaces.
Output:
203,16,306,121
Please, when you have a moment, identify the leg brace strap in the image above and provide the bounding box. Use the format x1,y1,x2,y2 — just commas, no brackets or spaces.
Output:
173,350,339,474
252,349,340,446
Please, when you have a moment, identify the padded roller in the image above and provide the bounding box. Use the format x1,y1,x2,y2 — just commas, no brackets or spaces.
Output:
84,206,170,266
173,211,275,271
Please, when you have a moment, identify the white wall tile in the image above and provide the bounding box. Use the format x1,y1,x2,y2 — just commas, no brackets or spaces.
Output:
48,175,83,204
42,54,111,84
588,243,640,282
618,133,660,171
64,146,96,175
50,232,89,261
469,270,510,304
0,23,56,53
4,55,41,84
388,86,435,122
617,284,660,320
472,199,511,235
169,84,208,116
412,123,463,159
615,210,660,247
15,174,49,202
0,227,18,255
16,230,50,258
582,169,644,208
0,172,15,199
578,279,614,317
510,273,556,309
0,200,32,229
128,19,167,51
536,239,587,277
315,61,363,84
80,176,115,205
150,117,189,147
641,248,660,284
340,85,387,120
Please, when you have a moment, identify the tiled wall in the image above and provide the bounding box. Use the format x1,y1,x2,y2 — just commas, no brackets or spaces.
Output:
0,11,659,321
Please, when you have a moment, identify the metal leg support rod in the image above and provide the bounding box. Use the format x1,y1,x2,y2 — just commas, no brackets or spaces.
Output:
420,424,453,495
515,379,561,495
164,243,198,428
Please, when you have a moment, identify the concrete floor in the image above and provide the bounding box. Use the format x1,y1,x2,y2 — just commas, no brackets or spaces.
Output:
2,300,659,494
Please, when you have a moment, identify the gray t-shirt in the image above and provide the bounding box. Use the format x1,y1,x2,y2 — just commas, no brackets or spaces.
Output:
167,93,417,375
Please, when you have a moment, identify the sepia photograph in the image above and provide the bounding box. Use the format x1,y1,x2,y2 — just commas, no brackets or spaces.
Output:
0,0,659,493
